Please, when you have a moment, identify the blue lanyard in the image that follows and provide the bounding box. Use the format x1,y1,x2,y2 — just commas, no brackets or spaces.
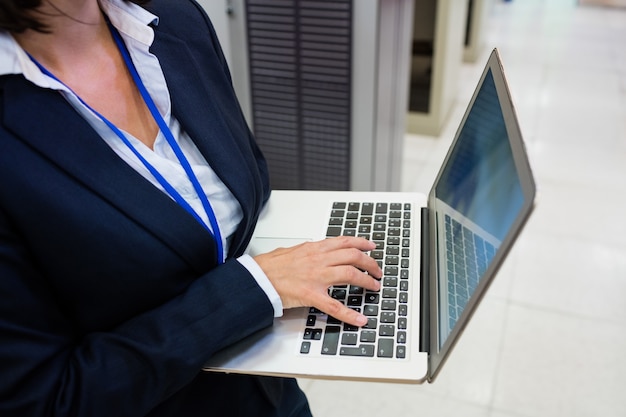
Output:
28,24,225,263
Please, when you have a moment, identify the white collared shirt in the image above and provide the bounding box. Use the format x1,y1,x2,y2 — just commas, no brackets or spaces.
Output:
0,0,282,316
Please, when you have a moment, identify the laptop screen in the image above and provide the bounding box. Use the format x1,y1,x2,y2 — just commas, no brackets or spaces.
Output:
433,68,525,349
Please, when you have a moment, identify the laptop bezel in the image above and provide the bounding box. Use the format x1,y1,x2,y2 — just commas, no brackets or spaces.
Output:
426,49,537,382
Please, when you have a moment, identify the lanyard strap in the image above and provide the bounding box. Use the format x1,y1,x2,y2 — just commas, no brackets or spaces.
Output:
27,24,225,263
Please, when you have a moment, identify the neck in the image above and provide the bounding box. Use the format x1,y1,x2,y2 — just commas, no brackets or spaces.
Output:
13,0,108,70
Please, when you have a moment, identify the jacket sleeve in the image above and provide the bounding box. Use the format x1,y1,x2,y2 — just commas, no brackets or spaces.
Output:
0,207,275,417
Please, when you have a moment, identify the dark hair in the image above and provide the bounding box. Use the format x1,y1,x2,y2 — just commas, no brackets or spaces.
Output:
0,0,151,33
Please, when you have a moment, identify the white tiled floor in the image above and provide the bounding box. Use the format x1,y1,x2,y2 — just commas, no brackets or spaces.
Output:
299,1,626,416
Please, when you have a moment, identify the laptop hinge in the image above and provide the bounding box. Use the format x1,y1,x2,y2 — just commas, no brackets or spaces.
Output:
419,207,430,353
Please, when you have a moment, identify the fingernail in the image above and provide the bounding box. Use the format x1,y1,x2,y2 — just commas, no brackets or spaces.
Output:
356,315,368,326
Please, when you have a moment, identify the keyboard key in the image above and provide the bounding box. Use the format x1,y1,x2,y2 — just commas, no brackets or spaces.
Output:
349,285,364,294
383,276,398,287
340,345,375,357
360,330,376,343
326,226,341,237
377,338,394,358
398,304,408,316
364,293,380,304
380,312,396,323
321,326,341,355
364,318,378,329
382,288,397,298
363,305,379,316
379,325,395,337
347,295,363,306
341,333,358,346
331,289,347,300
300,341,311,354
330,209,345,218
396,345,406,359
343,323,358,332
361,203,374,215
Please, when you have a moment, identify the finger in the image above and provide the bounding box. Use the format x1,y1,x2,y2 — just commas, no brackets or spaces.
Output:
328,247,382,275
312,293,368,327
327,264,381,293
317,236,376,253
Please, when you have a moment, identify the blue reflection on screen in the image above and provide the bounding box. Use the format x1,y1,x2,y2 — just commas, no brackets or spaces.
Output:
435,69,523,241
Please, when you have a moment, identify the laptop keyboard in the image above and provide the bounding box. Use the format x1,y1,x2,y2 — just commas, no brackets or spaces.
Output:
444,214,495,331
299,201,412,359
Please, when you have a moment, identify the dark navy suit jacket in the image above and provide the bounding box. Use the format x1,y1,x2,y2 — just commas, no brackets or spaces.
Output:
0,1,309,416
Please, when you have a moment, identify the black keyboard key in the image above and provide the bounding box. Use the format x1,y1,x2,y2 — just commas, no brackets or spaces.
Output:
399,305,408,316
383,276,398,287
379,325,395,337
386,246,400,255
384,266,398,276
333,202,346,209
380,312,396,323
349,285,364,295
361,203,374,215
347,295,363,306
303,328,323,340
344,220,357,229
321,326,341,355
360,330,376,342
376,203,388,214
385,256,399,265
330,209,345,218
364,293,380,304
377,338,394,358
382,288,398,298
326,226,342,237
343,323,358,332
341,333,358,345
340,345,375,357
363,305,379,316
331,289,347,300
300,341,311,354
364,318,378,329
396,345,406,358
306,315,317,326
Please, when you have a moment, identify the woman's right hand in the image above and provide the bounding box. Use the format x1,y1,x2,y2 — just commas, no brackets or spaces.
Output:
254,236,382,327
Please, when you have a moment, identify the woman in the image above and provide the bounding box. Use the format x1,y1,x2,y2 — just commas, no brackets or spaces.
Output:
0,0,382,416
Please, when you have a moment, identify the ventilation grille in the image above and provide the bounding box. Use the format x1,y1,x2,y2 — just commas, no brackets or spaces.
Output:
245,0,353,190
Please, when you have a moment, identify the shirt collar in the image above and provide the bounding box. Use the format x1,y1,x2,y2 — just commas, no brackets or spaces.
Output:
0,0,158,83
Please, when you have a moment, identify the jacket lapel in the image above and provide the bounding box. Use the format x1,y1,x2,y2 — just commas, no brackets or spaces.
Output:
149,29,265,257
1,76,218,271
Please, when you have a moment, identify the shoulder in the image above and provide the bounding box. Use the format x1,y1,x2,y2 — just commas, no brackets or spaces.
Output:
143,0,216,38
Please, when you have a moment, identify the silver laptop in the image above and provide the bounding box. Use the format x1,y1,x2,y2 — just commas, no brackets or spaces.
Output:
203,49,536,383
